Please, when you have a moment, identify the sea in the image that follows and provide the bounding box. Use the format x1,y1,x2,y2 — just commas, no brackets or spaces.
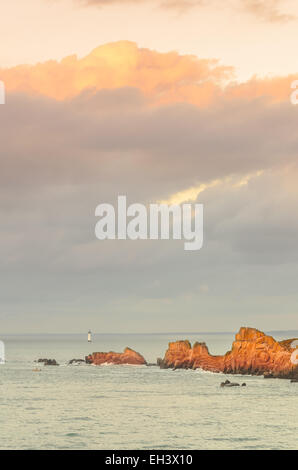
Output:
0,331,297,450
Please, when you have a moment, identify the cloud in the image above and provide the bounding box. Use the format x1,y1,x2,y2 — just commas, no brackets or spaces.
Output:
1,41,296,109
160,0,294,22
74,0,296,22
77,0,201,8
240,0,295,23
1,90,297,269
1,88,297,195
159,171,264,205
1,43,298,331
0,41,232,105
159,179,223,205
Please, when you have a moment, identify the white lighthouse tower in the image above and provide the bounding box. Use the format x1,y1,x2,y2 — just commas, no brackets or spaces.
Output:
88,330,92,343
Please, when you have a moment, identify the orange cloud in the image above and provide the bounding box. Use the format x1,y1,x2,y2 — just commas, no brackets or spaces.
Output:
226,75,297,103
0,41,296,106
0,41,231,105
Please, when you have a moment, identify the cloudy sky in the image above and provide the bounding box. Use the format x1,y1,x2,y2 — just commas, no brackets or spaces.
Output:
0,0,298,333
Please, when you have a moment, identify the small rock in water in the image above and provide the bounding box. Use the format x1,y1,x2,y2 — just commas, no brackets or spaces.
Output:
220,379,240,387
36,359,59,366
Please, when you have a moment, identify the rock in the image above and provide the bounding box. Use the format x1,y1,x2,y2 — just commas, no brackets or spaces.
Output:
159,327,298,379
85,347,147,366
241,383,247,387
290,379,298,383
68,359,85,365
220,379,231,387
36,359,59,366
263,372,276,379
157,357,168,369
220,380,240,387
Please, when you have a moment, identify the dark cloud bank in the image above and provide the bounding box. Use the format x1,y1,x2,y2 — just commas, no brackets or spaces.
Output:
0,88,298,332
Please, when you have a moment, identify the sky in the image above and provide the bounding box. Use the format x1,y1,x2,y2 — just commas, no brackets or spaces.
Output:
0,0,298,333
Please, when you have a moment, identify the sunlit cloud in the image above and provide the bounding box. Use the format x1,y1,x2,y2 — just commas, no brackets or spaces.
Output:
159,171,264,205
159,179,222,205
1,41,296,108
0,41,232,104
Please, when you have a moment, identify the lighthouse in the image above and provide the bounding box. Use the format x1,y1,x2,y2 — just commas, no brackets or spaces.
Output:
88,330,92,343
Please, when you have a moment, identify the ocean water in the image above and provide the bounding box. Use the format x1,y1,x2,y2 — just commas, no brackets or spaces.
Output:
0,332,297,450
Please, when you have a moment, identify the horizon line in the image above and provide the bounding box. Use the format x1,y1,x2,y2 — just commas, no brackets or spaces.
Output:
1,329,298,336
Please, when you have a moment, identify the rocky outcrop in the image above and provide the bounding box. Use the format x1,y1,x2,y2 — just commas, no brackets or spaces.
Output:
159,327,298,379
85,347,147,366
36,358,59,366
220,380,246,387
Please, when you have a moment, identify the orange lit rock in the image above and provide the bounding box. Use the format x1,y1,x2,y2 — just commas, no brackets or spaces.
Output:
160,328,298,379
85,347,147,366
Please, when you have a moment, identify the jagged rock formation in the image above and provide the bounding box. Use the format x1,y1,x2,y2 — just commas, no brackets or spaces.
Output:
158,327,298,379
85,347,147,366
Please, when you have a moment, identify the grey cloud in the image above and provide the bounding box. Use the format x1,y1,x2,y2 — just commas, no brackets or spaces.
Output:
1,89,297,195
1,87,298,332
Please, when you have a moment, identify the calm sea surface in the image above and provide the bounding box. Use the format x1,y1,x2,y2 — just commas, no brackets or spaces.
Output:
0,332,297,450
